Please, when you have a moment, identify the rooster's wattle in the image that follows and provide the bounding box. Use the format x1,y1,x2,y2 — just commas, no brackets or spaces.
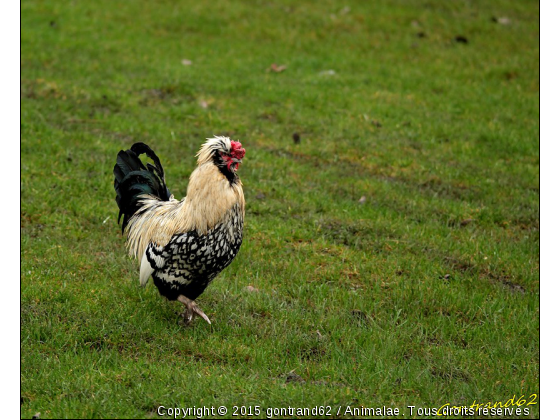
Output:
113,136,246,325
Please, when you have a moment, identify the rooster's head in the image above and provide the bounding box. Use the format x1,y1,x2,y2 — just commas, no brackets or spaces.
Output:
197,136,246,173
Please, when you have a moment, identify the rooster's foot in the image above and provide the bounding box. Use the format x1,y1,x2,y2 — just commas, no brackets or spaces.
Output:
178,295,211,325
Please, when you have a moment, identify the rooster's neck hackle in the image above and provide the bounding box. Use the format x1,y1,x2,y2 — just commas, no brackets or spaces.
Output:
180,160,245,233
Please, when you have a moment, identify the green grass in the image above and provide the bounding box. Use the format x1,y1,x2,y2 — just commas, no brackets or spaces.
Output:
21,0,539,418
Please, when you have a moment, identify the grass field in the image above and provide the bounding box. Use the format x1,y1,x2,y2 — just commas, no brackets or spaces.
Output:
21,0,539,418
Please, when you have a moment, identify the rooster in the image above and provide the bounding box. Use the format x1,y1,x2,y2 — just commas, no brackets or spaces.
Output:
113,136,246,325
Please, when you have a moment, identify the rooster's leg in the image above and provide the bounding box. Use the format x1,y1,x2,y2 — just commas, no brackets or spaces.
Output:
177,295,211,325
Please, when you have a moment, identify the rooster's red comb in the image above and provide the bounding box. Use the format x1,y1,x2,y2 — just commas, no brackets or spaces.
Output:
230,141,245,159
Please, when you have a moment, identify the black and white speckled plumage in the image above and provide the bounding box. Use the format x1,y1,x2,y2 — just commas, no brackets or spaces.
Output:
145,203,244,301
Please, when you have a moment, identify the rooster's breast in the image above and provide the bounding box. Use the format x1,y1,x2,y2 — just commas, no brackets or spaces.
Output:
149,204,244,301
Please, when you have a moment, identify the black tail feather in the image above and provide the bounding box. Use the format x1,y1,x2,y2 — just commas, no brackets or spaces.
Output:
113,143,172,233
